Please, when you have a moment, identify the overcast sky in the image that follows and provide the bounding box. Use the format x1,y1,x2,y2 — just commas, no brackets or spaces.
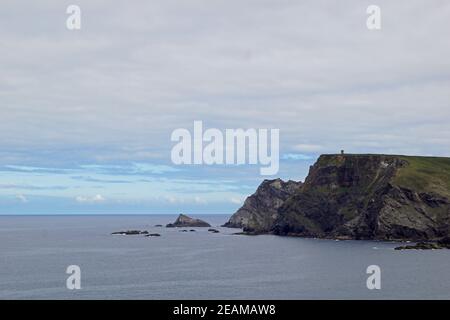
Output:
1,0,449,214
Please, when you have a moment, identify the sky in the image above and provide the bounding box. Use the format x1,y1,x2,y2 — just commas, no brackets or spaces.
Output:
1,0,449,214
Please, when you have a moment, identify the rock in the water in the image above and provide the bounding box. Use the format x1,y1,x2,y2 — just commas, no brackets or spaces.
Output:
208,228,220,233
395,241,449,250
224,154,450,241
145,233,161,237
154,224,163,227
166,214,211,228
111,230,148,235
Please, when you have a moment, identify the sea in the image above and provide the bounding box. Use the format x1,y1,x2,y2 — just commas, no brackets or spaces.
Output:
0,215,449,299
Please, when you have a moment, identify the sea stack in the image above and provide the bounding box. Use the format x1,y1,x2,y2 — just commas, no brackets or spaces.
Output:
166,214,211,228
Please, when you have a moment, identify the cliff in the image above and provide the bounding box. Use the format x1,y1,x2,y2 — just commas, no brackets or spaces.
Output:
222,178,303,231
225,154,450,241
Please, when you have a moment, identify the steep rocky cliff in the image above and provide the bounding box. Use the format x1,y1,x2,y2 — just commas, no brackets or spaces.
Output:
225,154,450,241
222,178,303,231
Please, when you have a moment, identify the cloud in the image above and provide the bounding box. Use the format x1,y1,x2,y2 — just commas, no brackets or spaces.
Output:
1,1,449,214
16,194,28,203
2,165,74,174
79,163,180,176
281,153,314,161
164,195,208,205
230,197,244,205
130,163,180,175
70,176,131,184
164,195,180,204
0,0,449,168
292,144,323,153
0,183,69,190
75,194,106,203
194,196,207,204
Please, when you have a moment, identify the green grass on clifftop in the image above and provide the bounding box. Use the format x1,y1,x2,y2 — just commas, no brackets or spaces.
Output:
395,156,450,197
319,154,450,197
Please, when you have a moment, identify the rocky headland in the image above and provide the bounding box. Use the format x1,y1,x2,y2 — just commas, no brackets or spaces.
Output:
223,178,302,231
224,154,450,247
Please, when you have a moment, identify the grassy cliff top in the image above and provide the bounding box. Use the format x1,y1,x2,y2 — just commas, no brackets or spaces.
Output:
395,156,450,197
318,154,450,197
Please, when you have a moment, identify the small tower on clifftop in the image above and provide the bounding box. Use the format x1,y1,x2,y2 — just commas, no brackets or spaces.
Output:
341,150,345,155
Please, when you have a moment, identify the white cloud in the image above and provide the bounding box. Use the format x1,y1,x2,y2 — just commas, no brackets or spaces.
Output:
282,153,314,160
292,144,323,153
165,195,208,205
194,196,207,204
16,194,28,203
0,0,449,167
1,1,450,213
164,195,179,204
75,194,106,203
230,197,244,205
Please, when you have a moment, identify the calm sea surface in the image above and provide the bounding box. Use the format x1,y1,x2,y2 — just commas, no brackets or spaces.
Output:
0,215,449,299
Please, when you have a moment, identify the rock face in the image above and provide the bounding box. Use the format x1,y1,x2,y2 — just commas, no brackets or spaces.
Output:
222,178,303,231
225,154,450,241
166,214,211,228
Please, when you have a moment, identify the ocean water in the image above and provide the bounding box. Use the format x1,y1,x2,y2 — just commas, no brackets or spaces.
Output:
0,215,449,300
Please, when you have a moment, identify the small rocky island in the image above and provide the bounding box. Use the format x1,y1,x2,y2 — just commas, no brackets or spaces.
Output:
224,154,450,249
111,230,161,237
111,214,212,237
111,230,149,235
166,214,211,228
395,237,450,250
